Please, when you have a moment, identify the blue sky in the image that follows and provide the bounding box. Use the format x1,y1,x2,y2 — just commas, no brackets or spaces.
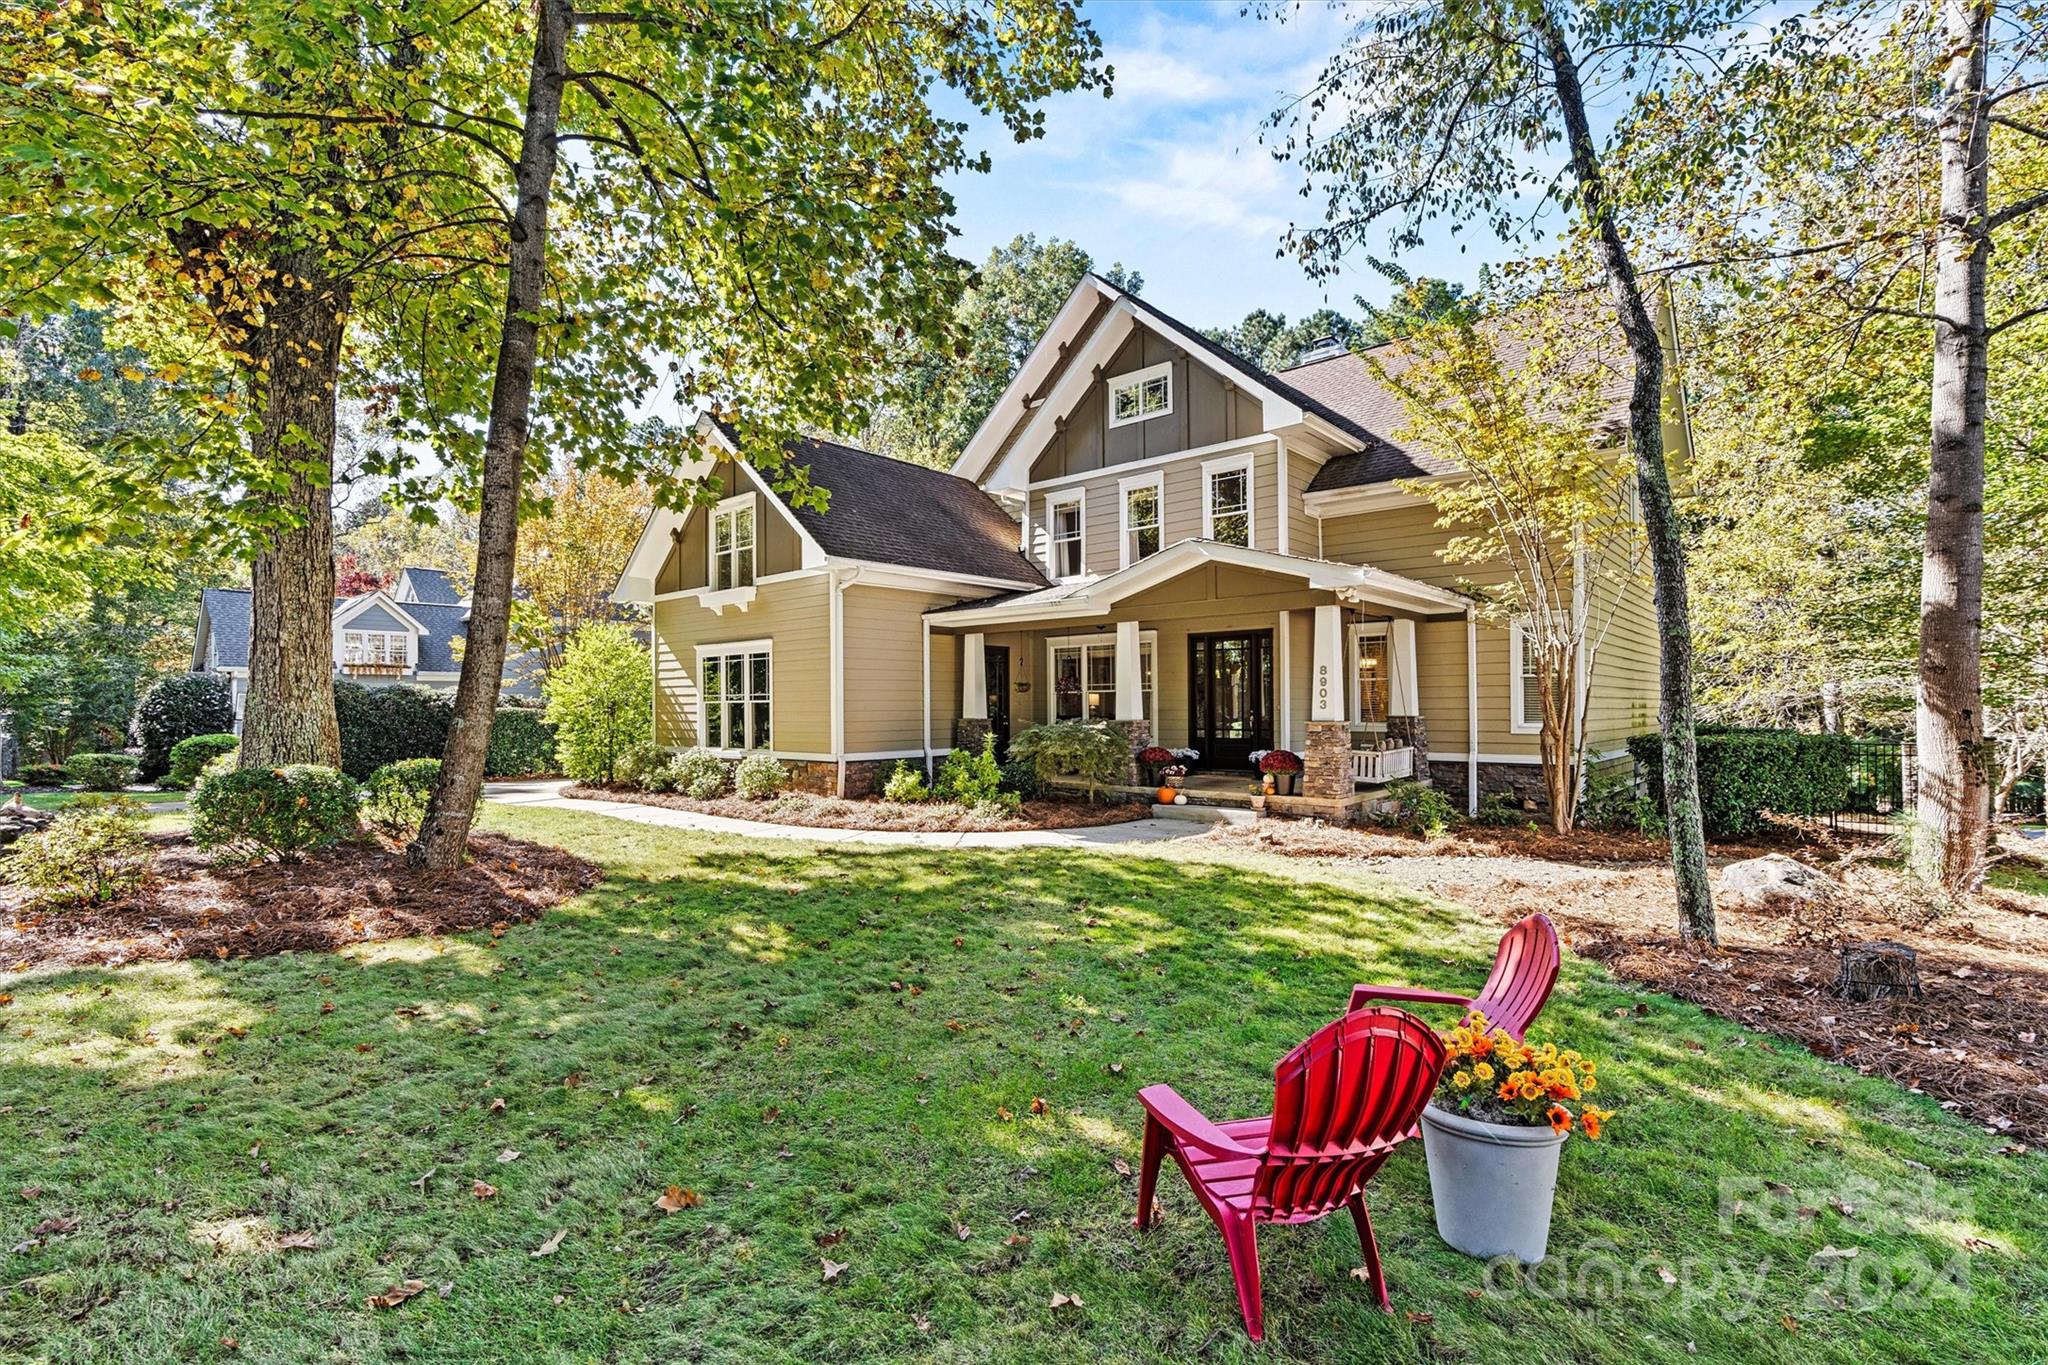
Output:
940,1,1546,334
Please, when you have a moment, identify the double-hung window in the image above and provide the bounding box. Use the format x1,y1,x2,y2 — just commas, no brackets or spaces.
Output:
1107,360,1172,428
701,644,772,751
1047,491,1085,579
711,497,756,591
341,630,407,666
1120,473,1162,567
1509,619,1546,734
1048,633,1155,723
1204,455,1252,547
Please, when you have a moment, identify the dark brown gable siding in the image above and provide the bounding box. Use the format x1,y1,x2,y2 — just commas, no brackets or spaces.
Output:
1028,322,1264,480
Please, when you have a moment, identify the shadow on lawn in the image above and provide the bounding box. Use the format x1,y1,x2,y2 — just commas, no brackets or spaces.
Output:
2,820,2042,1362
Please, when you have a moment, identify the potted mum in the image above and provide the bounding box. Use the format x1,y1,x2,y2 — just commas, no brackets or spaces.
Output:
1420,1012,1614,1265
1136,745,1176,787
1257,748,1304,796
1156,761,1188,804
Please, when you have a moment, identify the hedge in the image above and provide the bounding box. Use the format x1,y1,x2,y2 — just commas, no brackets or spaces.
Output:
485,706,557,776
64,752,140,791
132,673,235,781
167,733,240,788
332,680,556,780
1626,727,1855,838
191,764,360,860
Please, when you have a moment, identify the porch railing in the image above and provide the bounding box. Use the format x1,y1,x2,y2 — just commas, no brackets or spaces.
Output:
1350,746,1415,785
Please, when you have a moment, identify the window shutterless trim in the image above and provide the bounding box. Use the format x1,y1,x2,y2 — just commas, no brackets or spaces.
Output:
1117,470,1165,569
1044,487,1086,581
1106,359,1173,429
1201,451,1255,548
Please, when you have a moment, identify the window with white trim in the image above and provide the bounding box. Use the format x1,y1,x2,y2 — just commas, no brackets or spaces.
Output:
1204,457,1252,547
1107,360,1172,428
341,629,408,666
710,497,757,591
1120,474,1162,566
1509,620,1544,734
1047,492,1084,579
701,645,772,751
1048,634,1155,723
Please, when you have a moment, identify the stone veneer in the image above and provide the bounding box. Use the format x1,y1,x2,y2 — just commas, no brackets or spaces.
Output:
1303,721,1354,801
1385,714,1429,772
1428,759,1550,813
1104,719,1151,785
784,758,899,799
953,717,991,755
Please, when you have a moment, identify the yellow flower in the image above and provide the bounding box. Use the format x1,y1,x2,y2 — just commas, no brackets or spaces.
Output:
1583,1075,1598,1093
1473,1062,1494,1082
1452,1070,1472,1090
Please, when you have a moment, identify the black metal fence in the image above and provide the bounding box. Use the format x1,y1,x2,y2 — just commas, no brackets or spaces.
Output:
1832,738,1911,837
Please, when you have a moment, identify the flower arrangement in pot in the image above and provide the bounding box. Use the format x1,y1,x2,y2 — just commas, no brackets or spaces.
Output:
1420,1011,1615,1265
1136,745,1176,786
1155,762,1188,804
1257,748,1304,796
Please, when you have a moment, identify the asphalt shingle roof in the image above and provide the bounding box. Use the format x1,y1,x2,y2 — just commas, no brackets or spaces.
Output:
199,590,499,678
396,567,461,605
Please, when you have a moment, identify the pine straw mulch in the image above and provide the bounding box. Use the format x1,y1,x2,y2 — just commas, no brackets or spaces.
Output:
1208,817,2048,1150
1,831,603,972
566,784,1151,832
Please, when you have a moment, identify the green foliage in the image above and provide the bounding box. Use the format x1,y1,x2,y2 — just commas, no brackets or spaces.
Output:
935,736,1003,805
5,794,151,906
18,763,67,787
1581,768,1662,837
971,792,1024,821
882,761,931,804
63,752,138,791
1007,721,1128,802
131,672,234,781
363,758,441,839
543,624,651,785
997,759,1047,801
166,732,239,789
733,753,789,802
190,764,361,861
485,707,557,778
333,682,453,781
1628,729,1855,838
1471,791,1527,828
1378,778,1456,839
616,742,671,791
664,749,728,800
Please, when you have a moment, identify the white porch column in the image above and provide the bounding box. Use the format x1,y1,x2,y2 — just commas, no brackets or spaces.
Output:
961,633,988,720
1311,604,1346,723
1275,609,1293,752
1387,618,1419,716
1114,620,1142,720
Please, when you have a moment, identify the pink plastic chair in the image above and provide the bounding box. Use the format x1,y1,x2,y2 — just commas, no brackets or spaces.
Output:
1134,1007,1447,1340
1348,913,1561,1041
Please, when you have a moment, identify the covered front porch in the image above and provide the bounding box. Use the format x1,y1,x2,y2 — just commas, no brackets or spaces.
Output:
922,540,1476,821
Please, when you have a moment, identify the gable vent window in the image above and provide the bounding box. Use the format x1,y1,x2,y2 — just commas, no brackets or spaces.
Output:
1048,493,1085,579
712,499,756,591
1108,361,1173,428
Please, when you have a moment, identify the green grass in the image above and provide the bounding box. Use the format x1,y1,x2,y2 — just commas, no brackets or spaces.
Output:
8,788,189,813
2,805,2042,1363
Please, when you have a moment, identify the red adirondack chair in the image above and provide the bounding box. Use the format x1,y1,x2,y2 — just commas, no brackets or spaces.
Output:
1347,913,1560,1041
1134,1007,1447,1341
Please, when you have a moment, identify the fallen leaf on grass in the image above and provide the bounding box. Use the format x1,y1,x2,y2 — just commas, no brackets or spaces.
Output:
913,1313,932,1333
29,1217,76,1237
1004,1233,1030,1248
1348,1266,1374,1284
653,1186,699,1213
1029,1097,1048,1116
1049,1292,1083,1311
1405,1311,1434,1324
821,1257,849,1282
488,1097,506,1115
471,1181,496,1200
1111,1158,1131,1177
530,1229,566,1258
408,1167,436,1191
995,1106,1013,1122
276,1231,322,1251
366,1279,427,1310
496,1148,522,1164
1810,1245,1859,1263
952,1221,971,1241
18,1186,39,1201
816,1228,848,1247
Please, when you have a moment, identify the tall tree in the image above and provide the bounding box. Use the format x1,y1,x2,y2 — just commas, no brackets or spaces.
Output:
1264,1,1753,940
404,0,1112,868
511,466,651,675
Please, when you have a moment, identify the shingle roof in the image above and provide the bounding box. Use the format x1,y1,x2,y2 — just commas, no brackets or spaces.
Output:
398,601,472,672
751,434,1046,586
200,588,253,669
197,589,501,679
396,566,461,605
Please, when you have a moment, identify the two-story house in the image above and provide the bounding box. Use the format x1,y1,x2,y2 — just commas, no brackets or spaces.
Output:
613,274,1677,815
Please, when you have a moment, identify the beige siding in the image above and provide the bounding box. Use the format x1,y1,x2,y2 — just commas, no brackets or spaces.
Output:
841,584,964,754
1027,439,1281,578
1284,447,1317,559
1584,543,1660,757
653,575,832,753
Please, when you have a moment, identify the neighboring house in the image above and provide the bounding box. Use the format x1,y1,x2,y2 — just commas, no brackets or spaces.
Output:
614,274,1682,814
193,566,542,732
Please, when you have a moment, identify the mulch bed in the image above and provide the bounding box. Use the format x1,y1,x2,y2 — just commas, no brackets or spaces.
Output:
567,784,1151,833
1,831,603,972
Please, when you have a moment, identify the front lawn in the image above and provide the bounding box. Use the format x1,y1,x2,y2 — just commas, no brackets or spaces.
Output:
6,787,191,813
2,805,2041,1362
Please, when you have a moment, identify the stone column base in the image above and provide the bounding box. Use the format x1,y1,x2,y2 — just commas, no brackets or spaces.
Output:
1388,713,1430,775
953,717,991,756
1104,719,1152,786
1303,721,1353,801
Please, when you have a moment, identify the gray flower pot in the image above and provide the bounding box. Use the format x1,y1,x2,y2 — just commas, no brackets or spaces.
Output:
1420,1102,1567,1265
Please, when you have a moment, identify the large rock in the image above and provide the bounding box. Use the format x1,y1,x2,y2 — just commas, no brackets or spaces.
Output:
1718,853,1841,912
0,796,55,851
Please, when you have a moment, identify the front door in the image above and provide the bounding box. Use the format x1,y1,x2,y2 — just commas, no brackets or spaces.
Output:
1189,631,1273,772
984,646,1011,757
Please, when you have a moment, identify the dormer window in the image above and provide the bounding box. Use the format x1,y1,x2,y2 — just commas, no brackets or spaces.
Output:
711,496,756,591
1107,360,1172,428
341,629,408,667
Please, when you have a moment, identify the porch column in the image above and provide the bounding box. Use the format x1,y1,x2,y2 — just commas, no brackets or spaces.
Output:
954,632,991,756
1304,605,1352,803
1385,618,1429,780
1114,621,1142,721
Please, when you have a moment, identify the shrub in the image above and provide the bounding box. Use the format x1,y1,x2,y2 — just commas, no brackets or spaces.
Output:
971,792,1024,821
1380,778,1456,838
334,681,452,780
6,795,152,905
131,673,235,781
543,623,652,783
935,736,1003,805
364,758,441,838
64,752,139,791
1008,721,1129,802
191,764,361,860
1472,791,1526,828
1580,769,1661,837
997,759,1047,801
665,747,727,799
1627,728,1855,838
617,742,672,790
19,763,67,787
734,753,789,801
882,761,931,803
167,733,240,789
486,707,558,776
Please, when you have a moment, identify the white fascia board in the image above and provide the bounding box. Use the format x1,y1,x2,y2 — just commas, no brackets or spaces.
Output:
1302,473,1466,519
613,506,685,604
953,276,1119,484
983,301,1140,495
821,557,1044,595
332,591,427,635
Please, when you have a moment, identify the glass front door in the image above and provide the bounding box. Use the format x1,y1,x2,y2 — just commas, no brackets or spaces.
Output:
1189,631,1272,772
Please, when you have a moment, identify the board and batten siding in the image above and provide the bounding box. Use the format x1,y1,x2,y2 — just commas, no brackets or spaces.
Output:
1026,321,1266,480
653,574,831,753
655,478,805,594
1025,440,1282,579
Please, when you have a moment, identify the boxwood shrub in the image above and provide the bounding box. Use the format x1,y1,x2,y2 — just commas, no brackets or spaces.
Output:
485,706,557,777
167,733,240,788
64,752,140,791
1626,727,1856,838
191,764,361,860
364,758,440,838
132,673,235,780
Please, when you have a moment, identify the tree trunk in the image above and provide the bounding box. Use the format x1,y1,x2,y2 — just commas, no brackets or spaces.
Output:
408,0,570,869
1914,0,1993,897
1538,12,1715,941
238,251,349,770
1821,678,1843,734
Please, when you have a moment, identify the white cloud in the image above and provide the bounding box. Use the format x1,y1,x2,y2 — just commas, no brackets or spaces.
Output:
1090,125,1293,241
1105,47,1230,105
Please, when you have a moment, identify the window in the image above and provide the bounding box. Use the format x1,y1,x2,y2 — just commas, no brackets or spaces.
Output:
341,630,408,666
1204,456,1252,547
1510,620,1545,734
1107,360,1173,428
1047,491,1084,579
1048,634,1155,723
701,644,772,751
1120,474,1162,567
710,497,756,591
1352,626,1390,728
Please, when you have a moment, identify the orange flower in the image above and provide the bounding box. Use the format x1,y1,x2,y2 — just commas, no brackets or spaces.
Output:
1581,1106,1613,1140
1546,1105,1573,1136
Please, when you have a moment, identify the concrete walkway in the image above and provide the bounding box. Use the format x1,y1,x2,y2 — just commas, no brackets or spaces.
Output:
483,779,1205,849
